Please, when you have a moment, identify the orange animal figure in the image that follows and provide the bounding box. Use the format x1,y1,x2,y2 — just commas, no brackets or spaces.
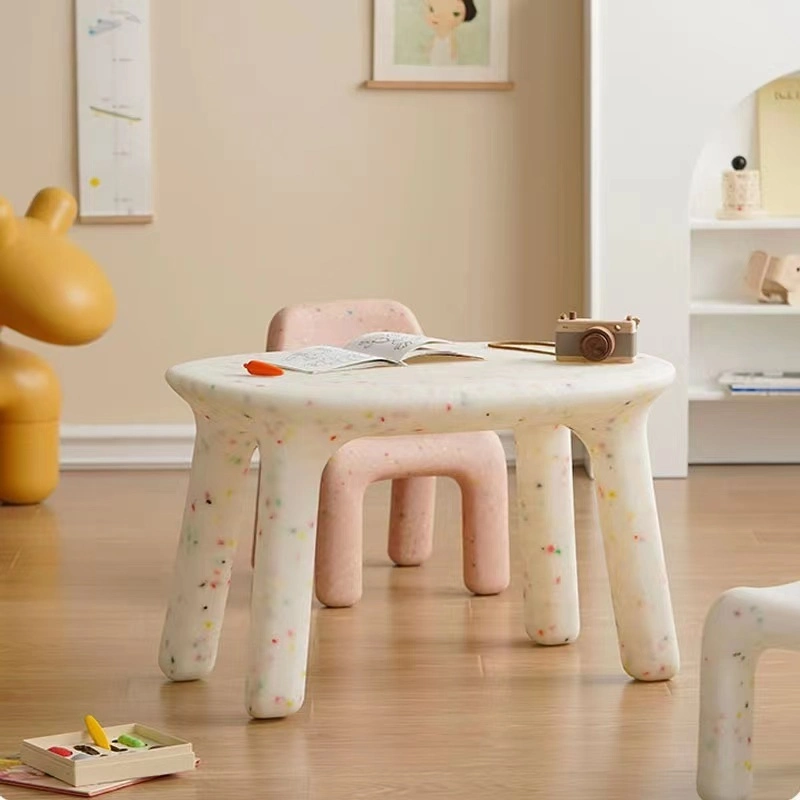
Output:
0,187,115,504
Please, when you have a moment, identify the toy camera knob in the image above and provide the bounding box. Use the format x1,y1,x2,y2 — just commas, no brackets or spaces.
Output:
731,155,747,171
580,326,616,361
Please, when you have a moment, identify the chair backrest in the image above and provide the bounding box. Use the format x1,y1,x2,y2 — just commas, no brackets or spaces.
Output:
266,299,424,350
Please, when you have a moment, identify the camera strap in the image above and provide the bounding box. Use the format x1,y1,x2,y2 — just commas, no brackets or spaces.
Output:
487,340,556,357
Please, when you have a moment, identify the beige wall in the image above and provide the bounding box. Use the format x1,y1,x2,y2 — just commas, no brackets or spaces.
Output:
0,0,583,425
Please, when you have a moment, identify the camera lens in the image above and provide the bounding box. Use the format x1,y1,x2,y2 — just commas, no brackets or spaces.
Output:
580,327,616,361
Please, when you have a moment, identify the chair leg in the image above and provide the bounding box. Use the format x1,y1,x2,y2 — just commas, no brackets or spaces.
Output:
314,456,368,608
387,476,437,566
456,433,510,595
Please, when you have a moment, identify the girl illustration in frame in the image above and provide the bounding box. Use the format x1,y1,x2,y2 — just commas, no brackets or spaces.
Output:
423,0,478,66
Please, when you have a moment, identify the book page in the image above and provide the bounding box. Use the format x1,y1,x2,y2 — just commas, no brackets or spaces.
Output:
404,348,483,363
344,332,448,362
261,346,387,374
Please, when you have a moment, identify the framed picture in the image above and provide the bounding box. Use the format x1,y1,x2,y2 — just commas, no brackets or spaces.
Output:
369,0,511,88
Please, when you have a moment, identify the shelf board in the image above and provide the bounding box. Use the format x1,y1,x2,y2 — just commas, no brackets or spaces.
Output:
688,385,800,401
690,299,800,315
689,385,725,401
691,217,800,231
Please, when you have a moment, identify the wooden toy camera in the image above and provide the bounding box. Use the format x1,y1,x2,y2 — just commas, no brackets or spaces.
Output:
555,311,639,363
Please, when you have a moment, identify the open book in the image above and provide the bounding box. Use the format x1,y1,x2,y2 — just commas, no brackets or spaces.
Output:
260,332,482,374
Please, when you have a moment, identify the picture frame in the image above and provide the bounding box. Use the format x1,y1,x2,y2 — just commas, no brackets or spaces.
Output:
367,0,512,90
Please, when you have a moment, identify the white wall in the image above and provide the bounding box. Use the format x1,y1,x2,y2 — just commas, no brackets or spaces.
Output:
0,0,585,427
586,0,800,477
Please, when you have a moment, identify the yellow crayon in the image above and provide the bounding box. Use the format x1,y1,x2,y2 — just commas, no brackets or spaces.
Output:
84,715,110,750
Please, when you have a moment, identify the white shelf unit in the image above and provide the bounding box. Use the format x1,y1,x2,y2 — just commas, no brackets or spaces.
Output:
689,385,726,402
584,0,800,475
688,90,800,464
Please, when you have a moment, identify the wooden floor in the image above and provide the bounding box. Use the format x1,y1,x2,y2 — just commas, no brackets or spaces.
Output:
3,466,800,799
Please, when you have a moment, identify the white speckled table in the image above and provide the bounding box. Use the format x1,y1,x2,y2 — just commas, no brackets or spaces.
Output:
158,343,679,719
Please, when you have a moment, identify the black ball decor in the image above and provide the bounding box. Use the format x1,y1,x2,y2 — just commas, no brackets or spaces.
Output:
731,155,748,171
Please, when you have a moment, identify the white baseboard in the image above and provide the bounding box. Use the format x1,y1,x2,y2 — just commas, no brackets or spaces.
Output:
60,424,198,469
59,425,588,470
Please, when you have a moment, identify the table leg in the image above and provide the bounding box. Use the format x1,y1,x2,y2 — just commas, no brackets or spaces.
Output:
246,437,332,719
573,408,679,681
159,418,256,681
514,425,580,645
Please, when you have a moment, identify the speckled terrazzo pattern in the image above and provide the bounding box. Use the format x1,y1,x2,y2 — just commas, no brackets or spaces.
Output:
515,424,580,647
159,344,678,718
697,583,795,800
158,417,257,682
576,410,679,681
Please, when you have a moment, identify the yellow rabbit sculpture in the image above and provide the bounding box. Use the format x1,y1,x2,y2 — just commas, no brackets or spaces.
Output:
0,187,115,504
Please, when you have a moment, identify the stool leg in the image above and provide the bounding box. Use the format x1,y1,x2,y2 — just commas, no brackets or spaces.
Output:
246,437,332,719
514,424,580,645
159,418,255,681
315,453,368,608
387,476,437,566
573,408,679,681
697,587,760,800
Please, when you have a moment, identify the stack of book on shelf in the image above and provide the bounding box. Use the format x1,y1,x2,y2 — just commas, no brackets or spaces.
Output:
718,370,800,396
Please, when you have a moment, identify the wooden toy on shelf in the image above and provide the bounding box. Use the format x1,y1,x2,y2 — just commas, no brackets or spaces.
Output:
0,187,115,504
744,249,800,306
717,155,765,220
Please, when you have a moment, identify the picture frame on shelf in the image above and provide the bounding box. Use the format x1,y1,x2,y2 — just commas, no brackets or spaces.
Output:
366,0,512,90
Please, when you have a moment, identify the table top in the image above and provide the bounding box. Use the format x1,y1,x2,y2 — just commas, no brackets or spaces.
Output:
166,344,675,432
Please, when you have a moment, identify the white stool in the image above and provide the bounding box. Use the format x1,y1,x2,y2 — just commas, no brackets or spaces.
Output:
697,580,800,799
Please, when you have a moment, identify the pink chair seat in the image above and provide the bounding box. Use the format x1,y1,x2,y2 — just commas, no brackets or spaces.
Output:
256,299,510,607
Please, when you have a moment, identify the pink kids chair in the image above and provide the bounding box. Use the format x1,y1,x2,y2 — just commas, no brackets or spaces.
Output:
256,299,510,608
